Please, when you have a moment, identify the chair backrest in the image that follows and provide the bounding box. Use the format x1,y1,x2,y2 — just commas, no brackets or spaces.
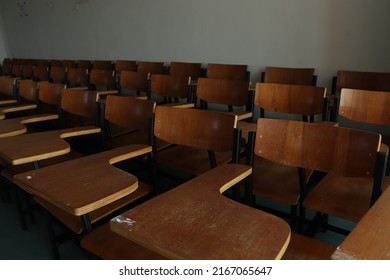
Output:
92,60,113,70
334,70,390,94
150,74,190,100
62,60,76,68
66,67,89,87
77,60,92,69
50,60,62,67
254,83,326,118
119,70,149,94
61,88,97,122
154,106,237,152
339,88,390,126
0,76,17,98
89,69,115,90
21,64,34,79
32,59,49,67
206,63,248,81
18,79,38,102
137,61,165,75
11,64,22,77
105,95,156,133
38,81,66,108
1,60,12,76
49,66,67,83
169,62,202,80
197,77,250,107
33,66,49,81
263,66,316,86
252,118,381,178
114,60,137,72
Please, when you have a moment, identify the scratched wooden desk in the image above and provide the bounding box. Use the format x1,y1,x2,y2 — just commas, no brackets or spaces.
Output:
14,144,151,232
331,186,390,260
0,114,58,138
110,163,291,260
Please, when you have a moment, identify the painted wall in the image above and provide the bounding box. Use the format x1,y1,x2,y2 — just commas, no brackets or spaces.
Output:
0,10,9,62
0,0,390,90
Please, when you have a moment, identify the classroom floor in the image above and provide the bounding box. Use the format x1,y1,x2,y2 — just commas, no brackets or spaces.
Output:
0,185,354,260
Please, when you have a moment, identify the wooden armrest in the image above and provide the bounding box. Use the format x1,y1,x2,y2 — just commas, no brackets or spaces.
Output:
159,103,195,109
0,99,17,106
1,104,37,113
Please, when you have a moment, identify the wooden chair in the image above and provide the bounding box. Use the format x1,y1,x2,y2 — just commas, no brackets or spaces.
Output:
196,77,253,121
242,83,327,231
262,66,316,86
330,70,390,121
102,95,156,149
21,64,34,79
149,74,193,107
92,60,113,70
206,63,249,81
1,59,12,76
88,69,115,90
137,61,165,76
37,81,67,120
49,66,67,83
11,64,23,78
66,67,89,87
332,70,390,95
153,106,241,180
301,88,390,235
247,118,386,259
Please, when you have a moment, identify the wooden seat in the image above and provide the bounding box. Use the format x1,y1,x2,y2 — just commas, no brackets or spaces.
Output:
242,83,327,230
206,63,249,81
196,77,252,121
302,88,390,234
247,118,385,258
153,106,241,179
150,74,194,107
88,69,115,90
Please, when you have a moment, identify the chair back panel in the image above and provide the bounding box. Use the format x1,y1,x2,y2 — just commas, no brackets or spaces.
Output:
77,60,92,69
154,106,237,152
33,66,49,81
170,62,202,80
115,60,137,72
89,69,114,89
50,66,66,83
0,77,17,97
197,77,250,106
62,60,76,68
207,63,248,81
339,88,390,126
336,71,390,92
264,67,315,85
119,71,149,92
11,64,22,77
105,95,156,130
22,64,34,79
18,80,38,101
150,74,190,99
67,68,88,86
255,83,326,116
137,62,165,75
38,82,66,106
93,60,113,70
61,88,96,118
255,118,381,177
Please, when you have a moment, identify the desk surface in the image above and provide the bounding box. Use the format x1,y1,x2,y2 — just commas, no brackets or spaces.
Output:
0,114,58,138
110,163,291,260
0,126,101,165
14,144,151,216
332,186,390,260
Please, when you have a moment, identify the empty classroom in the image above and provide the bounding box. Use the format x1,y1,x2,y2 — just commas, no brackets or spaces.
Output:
1,1,390,276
